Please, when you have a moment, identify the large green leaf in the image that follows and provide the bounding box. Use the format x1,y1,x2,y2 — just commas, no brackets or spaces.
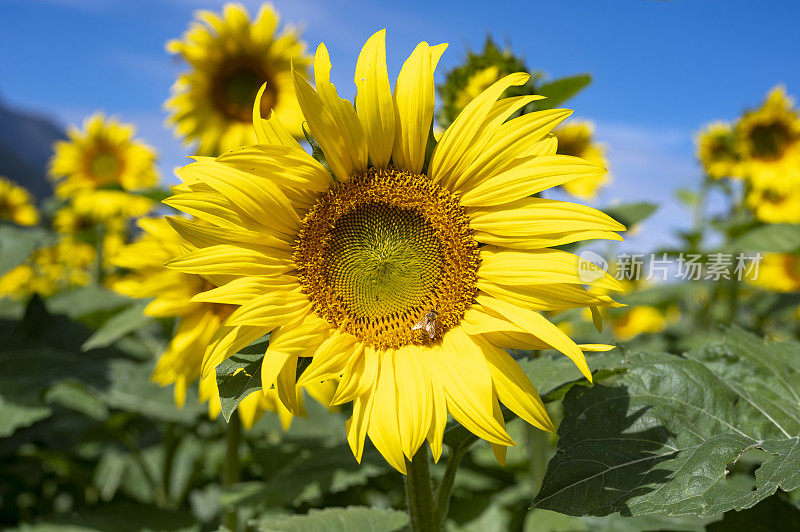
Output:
532,328,800,517
534,74,592,110
601,202,658,229
254,507,408,532
11,503,198,531
0,223,53,276
81,300,151,351
730,223,800,252
216,338,269,422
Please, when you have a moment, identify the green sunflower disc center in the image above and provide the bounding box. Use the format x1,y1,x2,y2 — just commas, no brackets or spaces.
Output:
750,122,790,160
294,167,480,348
213,61,275,122
90,152,120,181
328,203,442,319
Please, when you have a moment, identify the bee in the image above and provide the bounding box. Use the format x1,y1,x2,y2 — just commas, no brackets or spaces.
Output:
412,309,438,340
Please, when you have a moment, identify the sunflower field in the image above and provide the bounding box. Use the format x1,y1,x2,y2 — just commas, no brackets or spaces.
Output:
1,2,800,531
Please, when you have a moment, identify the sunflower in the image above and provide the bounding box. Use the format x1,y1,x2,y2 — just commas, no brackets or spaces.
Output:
49,113,158,200
553,121,610,200
166,2,310,156
112,217,334,429
749,253,800,293
0,176,38,226
437,38,533,129
162,31,625,473
736,86,800,191
696,121,741,179
0,238,95,299
745,184,800,223
612,305,671,341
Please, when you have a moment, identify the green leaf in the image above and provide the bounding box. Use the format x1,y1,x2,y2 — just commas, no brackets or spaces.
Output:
0,223,53,276
81,300,151,351
216,339,269,422
730,223,800,252
534,74,591,110
532,328,800,518
254,507,408,532
10,503,199,531
524,509,712,531
602,202,658,229
135,187,173,203
46,285,132,321
706,493,800,531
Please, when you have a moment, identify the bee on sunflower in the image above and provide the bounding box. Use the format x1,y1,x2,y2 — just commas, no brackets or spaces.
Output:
0,177,39,227
159,30,625,473
166,2,310,156
553,120,610,200
112,217,335,429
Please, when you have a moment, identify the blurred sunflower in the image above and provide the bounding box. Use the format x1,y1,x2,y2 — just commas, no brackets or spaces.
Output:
749,253,800,292
0,238,95,299
112,217,334,429
553,120,610,200
745,185,800,223
0,177,38,226
696,122,741,179
49,113,159,199
437,38,533,129
612,305,672,341
166,3,310,155
162,30,625,473
736,86,800,191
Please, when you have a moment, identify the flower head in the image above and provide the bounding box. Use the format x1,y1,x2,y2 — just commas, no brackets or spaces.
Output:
749,253,800,293
696,121,741,179
554,121,610,200
166,2,310,155
49,113,158,199
163,31,625,472
0,177,38,226
112,217,334,429
736,86,800,191
0,238,95,299
437,38,533,129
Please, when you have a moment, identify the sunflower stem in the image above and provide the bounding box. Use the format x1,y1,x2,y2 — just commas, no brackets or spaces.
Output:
405,446,437,532
222,415,242,531
433,442,471,527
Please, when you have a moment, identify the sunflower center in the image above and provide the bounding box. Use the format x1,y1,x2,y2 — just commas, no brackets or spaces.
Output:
750,122,790,160
295,167,479,348
212,60,275,122
88,151,121,183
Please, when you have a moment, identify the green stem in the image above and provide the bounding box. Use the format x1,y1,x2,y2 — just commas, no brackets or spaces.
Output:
222,415,242,531
433,442,471,527
405,446,437,532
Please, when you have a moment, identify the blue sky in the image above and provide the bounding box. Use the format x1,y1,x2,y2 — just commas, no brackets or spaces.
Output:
2,0,798,250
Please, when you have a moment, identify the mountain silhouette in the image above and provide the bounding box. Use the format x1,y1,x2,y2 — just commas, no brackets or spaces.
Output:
0,94,65,200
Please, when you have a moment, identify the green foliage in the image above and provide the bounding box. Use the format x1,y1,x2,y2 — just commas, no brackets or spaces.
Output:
0,223,53,276
81,300,151,351
602,202,658,229
216,338,269,422
534,74,592,111
533,328,800,517
253,506,408,532
730,223,800,252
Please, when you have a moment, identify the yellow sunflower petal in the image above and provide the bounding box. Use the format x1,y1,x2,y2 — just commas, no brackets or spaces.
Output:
355,29,395,168
392,41,447,174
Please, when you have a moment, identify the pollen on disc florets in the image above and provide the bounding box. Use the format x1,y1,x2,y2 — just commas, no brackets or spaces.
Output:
294,166,480,348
